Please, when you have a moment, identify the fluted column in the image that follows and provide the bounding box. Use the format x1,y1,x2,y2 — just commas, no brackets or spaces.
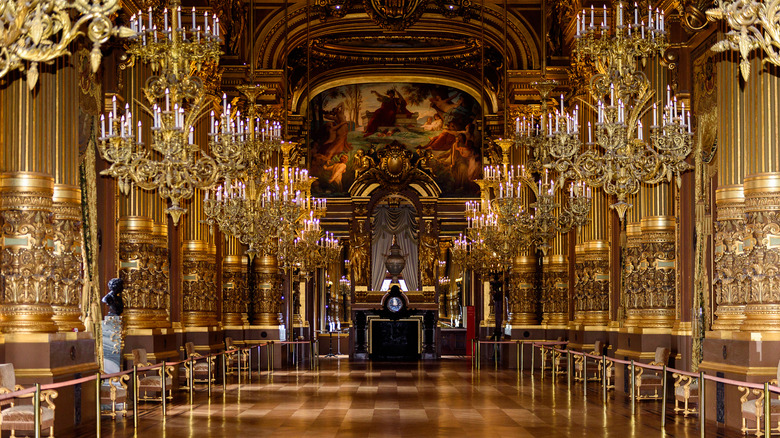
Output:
542,230,568,326
574,185,610,326
251,255,282,326
0,58,84,333
223,236,248,326
739,59,780,332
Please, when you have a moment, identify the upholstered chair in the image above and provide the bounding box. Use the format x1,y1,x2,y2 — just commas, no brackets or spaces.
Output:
179,342,215,388
224,337,249,376
740,360,780,436
673,373,699,417
634,347,671,400
0,363,57,437
132,349,174,402
574,340,605,382
100,375,129,418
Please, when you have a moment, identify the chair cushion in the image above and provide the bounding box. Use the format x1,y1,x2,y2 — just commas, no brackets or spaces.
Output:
1,405,54,428
742,398,780,415
100,385,128,401
0,364,15,389
139,376,173,388
674,382,699,397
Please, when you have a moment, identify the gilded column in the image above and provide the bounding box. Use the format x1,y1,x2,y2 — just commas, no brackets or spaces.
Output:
222,236,248,326
637,213,677,328
573,188,610,326
740,59,780,332
507,254,537,325
181,193,218,327
251,255,282,326
623,193,643,327
712,186,747,330
0,59,81,333
541,232,568,327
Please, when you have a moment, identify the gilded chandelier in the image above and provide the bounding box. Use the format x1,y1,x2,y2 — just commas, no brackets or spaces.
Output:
0,0,134,88
97,0,223,225
570,1,693,220
707,0,780,80
454,139,591,272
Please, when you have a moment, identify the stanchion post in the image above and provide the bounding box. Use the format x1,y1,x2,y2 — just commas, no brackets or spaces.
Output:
237,349,242,387
132,365,138,429
34,383,41,438
96,372,102,438
630,360,636,415
567,351,572,390
221,353,227,396
207,356,212,398
520,341,524,374
661,365,667,428
270,341,275,373
161,364,167,418
531,344,535,378
700,372,706,438
516,341,520,376
765,381,771,438
248,347,253,383
258,345,262,375
188,359,194,404
602,355,607,402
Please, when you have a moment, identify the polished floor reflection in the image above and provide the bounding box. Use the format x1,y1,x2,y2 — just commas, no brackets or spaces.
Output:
82,357,739,438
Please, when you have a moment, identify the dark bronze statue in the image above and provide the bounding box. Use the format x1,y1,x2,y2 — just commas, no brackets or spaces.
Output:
102,278,124,316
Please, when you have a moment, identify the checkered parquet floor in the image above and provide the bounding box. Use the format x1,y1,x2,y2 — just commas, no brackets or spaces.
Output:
86,357,740,438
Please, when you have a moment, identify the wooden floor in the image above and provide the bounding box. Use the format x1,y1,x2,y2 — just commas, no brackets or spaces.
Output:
77,357,740,438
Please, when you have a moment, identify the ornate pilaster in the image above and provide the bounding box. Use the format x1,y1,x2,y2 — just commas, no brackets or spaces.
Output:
223,253,248,326
120,216,171,329
51,185,85,331
0,173,57,333
740,174,780,331
712,185,747,331
573,240,610,326
182,241,218,327
541,255,568,327
507,255,537,325
251,255,282,327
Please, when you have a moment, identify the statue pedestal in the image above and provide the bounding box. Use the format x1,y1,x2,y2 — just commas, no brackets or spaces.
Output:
102,316,123,373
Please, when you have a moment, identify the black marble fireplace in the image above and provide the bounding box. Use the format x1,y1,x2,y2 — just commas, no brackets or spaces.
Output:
368,318,421,360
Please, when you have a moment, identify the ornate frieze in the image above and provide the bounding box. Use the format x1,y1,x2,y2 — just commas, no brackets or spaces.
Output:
712,185,747,330
573,241,610,326
507,255,537,325
51,185,85,331
251,255,282,327
626,217,676,328
223,255,248,326
541,255,568,326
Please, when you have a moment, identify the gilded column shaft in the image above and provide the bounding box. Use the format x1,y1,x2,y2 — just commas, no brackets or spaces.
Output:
624,222,643,327
541,254,568,326
741,174,780,331
251,255,282,327
628,216,676,329
223,235,248,326
120,216,170,329
51,185,85,331
507,255,537,325
182,241,218,327
0,173,57,333
712,186,747,330
573,241,610,326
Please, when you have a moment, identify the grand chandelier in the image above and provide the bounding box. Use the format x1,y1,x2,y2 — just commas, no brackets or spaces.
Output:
707,0,780,80
453,139,591,272
97,0,223,225
569,1,693,220
282,213,341,275
0,0,134,88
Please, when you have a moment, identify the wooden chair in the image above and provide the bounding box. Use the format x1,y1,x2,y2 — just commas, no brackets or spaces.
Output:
132,349,174,402
673,373,699,417
574,341,604,382
740,360,780,436
100,375,129,419
179,342,215,389
0,363,57,437
224,338,249,376
633,347,671,400
541,338,565,375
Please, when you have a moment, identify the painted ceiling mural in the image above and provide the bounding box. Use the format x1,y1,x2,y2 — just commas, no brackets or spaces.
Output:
309,82,482,197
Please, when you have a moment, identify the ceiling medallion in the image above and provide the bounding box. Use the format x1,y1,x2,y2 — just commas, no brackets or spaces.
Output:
364,0,427,30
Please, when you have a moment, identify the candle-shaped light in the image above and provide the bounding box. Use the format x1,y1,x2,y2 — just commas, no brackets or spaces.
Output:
653,103,657,126
602,5,607,26
588,121,592,143
192,7,196,30
137,121,142,143
164,8,168,31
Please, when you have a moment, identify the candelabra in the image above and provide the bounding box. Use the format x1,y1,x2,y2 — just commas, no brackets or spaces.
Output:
707,0,780,80
571,1,692,220
97,0,223,225
0,0,134,88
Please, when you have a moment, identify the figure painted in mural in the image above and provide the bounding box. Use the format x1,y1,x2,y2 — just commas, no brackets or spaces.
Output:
419,222,438,287
421,113,443,131
318,103,352,160
350,221,370,286
102,278,124,316
363,89,413,136
452,133,480,190
323,154,348,191
353,149,376,179
420,122,466,163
